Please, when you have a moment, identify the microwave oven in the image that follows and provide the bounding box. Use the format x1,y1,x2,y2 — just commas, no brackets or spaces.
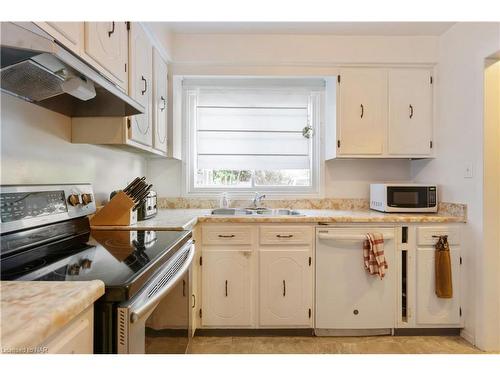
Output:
370,184,438,213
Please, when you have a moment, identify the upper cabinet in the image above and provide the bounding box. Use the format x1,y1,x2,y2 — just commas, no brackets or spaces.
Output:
128,23,153,146
337,69,387,156
388,69,433,156
152,49,168,154
36,22,84,56
327,67,434,159
83,22,129,92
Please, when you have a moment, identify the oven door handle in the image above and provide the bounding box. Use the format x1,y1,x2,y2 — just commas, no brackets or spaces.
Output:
129,240,195,323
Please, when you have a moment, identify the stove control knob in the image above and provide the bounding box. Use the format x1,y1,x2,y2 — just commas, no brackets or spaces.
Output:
68,194,81,206
81,193,93,206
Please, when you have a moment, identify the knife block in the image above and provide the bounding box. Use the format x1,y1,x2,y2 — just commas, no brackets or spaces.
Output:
90,191,138,226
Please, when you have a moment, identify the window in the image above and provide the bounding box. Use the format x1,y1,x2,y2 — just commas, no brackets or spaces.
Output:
183,78,323,196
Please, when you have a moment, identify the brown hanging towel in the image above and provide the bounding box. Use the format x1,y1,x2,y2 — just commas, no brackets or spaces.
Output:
435,235,453,298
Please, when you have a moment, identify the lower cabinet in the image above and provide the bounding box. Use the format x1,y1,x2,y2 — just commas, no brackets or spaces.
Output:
201,249,254,327
259,249,313,327
199,224,314,329
397,225,463,328
41,305,94,354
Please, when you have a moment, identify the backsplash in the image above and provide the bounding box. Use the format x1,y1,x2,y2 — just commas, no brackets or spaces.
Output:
157,197,467,218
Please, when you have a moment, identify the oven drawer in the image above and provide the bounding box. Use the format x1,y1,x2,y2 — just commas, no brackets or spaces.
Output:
260,225,313,246
202,225,253,246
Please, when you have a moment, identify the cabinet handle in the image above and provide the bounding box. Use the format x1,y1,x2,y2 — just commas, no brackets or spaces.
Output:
276,234,293,238
409,104,414,119
141,76,147,95
192,294,196,308
225,280,228,297
283,280,286,297
182,279,186,297
108,22,115,37
160,96,166,112
360,104,364,119
218,234,235,238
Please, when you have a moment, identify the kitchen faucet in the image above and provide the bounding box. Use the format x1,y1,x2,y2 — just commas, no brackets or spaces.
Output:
252,192,266,208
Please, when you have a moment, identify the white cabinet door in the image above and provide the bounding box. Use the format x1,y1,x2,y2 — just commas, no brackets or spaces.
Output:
201,250,253,327
152,49,168,153
416,246,461,325
128,23,153,146
84,22,128,90
337,69,387,155
37,22,84,55
388,69,433,155
259,249,313,327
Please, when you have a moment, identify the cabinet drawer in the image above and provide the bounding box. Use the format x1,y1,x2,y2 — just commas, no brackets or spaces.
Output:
417,226,460,246
260,226,313,246
202,225,253,246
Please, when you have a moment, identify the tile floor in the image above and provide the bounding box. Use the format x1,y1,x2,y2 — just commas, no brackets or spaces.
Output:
182,335,483,354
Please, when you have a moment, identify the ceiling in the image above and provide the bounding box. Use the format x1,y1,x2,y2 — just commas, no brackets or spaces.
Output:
162,22,455,36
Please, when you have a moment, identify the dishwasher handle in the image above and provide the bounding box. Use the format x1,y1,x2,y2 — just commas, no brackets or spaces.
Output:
317,233,394,241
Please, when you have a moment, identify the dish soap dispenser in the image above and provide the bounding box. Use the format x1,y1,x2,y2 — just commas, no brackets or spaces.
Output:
219,192,230,209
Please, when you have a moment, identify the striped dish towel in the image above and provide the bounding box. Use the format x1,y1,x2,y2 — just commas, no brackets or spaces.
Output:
363,232,388,279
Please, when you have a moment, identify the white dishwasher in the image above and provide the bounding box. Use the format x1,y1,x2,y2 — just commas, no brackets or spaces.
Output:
315,227,396,336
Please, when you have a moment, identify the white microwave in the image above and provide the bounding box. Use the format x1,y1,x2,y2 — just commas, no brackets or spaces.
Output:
370,183,438,213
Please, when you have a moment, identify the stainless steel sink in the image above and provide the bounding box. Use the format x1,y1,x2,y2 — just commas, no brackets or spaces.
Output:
210,208,303,216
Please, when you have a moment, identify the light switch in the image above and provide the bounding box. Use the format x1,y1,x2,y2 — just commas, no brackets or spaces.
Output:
464,163,474,178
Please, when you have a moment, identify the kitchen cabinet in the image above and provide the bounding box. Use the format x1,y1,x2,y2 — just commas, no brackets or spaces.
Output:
152,48,168,154
128,23,153,146
201,249,254,327
259,249,313,327
337,68,387,156
397,225,463,328
83,22,128,91
36,22,84,56
327,67,434,159
388,69,433,155
41,305,93,354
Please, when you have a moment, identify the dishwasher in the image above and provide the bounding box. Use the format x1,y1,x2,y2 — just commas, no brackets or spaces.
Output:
315,227,396,336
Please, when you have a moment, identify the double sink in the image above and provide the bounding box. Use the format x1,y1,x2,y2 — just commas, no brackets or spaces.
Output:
211,208,304,216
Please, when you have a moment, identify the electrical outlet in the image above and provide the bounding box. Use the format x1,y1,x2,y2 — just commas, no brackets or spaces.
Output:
464,163,474,178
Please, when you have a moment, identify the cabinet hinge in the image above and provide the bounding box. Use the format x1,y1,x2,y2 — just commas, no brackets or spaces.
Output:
199,308,202,318
337,75,341,84
127,118,131,129
126,21,131,31
125,63,127,72
199,256,202,266
337,140,341,148
308,256,312,266
460,257,462,265
430,140,433,149
430,76,433,84
459,307,462,317
308,308,312,319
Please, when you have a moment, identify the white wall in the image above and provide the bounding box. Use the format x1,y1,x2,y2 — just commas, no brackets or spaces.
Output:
0,94,147,204
411,22,500,351
148,33,437,198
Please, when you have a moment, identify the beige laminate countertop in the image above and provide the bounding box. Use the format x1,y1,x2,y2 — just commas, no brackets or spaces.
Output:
0,281,104,352
91,208,465,231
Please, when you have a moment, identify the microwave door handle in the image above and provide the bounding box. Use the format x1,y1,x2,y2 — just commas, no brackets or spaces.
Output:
128,241,195,323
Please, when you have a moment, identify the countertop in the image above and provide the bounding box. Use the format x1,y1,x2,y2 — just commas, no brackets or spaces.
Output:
91,208,465,231
0,281,104,352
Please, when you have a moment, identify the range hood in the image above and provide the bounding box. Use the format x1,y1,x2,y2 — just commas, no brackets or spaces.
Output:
0,22,144,117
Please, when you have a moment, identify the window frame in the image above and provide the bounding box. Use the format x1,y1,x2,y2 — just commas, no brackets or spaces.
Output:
181,79,324,198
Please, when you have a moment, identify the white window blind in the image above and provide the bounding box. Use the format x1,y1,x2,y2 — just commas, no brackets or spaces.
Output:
184,78,324,193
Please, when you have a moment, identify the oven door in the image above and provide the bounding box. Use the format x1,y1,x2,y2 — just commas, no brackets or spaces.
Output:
386,186,436,211
117,240,194,354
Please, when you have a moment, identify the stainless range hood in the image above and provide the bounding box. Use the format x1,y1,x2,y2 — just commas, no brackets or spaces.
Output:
0,22,144,117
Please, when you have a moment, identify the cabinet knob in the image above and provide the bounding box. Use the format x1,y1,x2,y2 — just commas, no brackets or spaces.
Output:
360,104,364,119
